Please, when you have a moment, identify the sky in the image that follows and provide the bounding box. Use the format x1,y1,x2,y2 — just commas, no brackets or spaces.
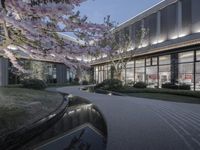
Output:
77,0,163,25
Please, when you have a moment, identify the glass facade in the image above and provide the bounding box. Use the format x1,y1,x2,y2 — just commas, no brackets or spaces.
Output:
126,61,134,84
121,68,126,83
146,66,158,88
178,52,194,89
146,57,158,88
103,65,108,81
135,59,145,82
99,66,104,83
8,60,72,84
94,66,98,83
93,50,200,91
94,64,111,83
197,50,200,61
107,65,111,80
45,63,57,83
196,50,200,90
159,55,171,87
92,0,200,91
0,25,4,45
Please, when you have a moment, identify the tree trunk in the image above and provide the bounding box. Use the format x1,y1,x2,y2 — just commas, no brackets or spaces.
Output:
0,0,5,9
116,71,121,80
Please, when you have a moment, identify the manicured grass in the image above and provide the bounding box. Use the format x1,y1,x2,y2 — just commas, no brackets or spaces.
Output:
126,93,200,104
0,88,62,134
47,83,80,88
113,87,200,104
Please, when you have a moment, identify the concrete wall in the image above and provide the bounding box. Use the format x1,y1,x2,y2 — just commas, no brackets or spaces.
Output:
0,57,8,86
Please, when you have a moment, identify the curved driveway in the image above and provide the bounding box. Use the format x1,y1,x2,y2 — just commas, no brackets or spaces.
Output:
57,86,200,150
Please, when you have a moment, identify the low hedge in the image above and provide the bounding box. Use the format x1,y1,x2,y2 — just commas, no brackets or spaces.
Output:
179,84,191,90
162,83,179,89
21,79,47,90
133,82,147,89
162,83,191,90
82,80,89,85
95,79,122,90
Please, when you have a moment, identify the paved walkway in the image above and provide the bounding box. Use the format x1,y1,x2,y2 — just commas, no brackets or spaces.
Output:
56,86,200,150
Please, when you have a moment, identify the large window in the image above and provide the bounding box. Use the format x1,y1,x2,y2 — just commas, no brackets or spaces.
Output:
178,63,193,84
145,57,158,88
135,67,145,82
179,51,194,63
196,62,200,90
196,51,200,90
94,66,99,83
46,63,57,83
66,69,75,83
159,55,171,65
146,66,158,88
178,52,194,89
103,65,108,81
152,57,158,65
146,58,151,66
126,61,134,83
136,59,145,67
107,65,111,79
135,59,145,82
197,50,200,61
99,66,104,83
159,55,171,87
121,68,126,83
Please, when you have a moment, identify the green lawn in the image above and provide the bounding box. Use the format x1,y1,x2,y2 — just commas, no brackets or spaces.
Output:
0,88,62,135
113,87,200,104
126,92,200,104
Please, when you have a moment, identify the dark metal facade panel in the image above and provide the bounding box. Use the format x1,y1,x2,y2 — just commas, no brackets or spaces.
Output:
148,13,157,44
56,64,67,84
130,24,136,48
191,0,200,33
144,17,150,46
134,21,142,48
0,57,8,86
160,7,168,41
181,0,192,35
167,3,178,39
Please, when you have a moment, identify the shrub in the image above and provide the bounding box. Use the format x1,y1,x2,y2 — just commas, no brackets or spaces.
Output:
74,77,79,84
21,79,47,90
95,79,122,90
133,82,147,89
179,84,191,90
126,80,135,87
82,80,89,85
162,82,179,89
162,82,190,90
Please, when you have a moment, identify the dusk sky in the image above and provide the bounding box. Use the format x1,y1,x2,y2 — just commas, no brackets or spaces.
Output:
77,0,163,24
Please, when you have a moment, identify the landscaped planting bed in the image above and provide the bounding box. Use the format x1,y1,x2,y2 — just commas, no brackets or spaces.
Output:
113,87,200,104
0,88,62,134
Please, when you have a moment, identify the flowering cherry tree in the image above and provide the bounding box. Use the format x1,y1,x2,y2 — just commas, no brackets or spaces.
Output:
0,0,109,73
90,20,149,81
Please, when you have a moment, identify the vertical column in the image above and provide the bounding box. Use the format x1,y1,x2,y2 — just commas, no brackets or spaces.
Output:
0,57,8,86
134,60,136,82
171,53,178,85
194,51,196,91
157,57,160,88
